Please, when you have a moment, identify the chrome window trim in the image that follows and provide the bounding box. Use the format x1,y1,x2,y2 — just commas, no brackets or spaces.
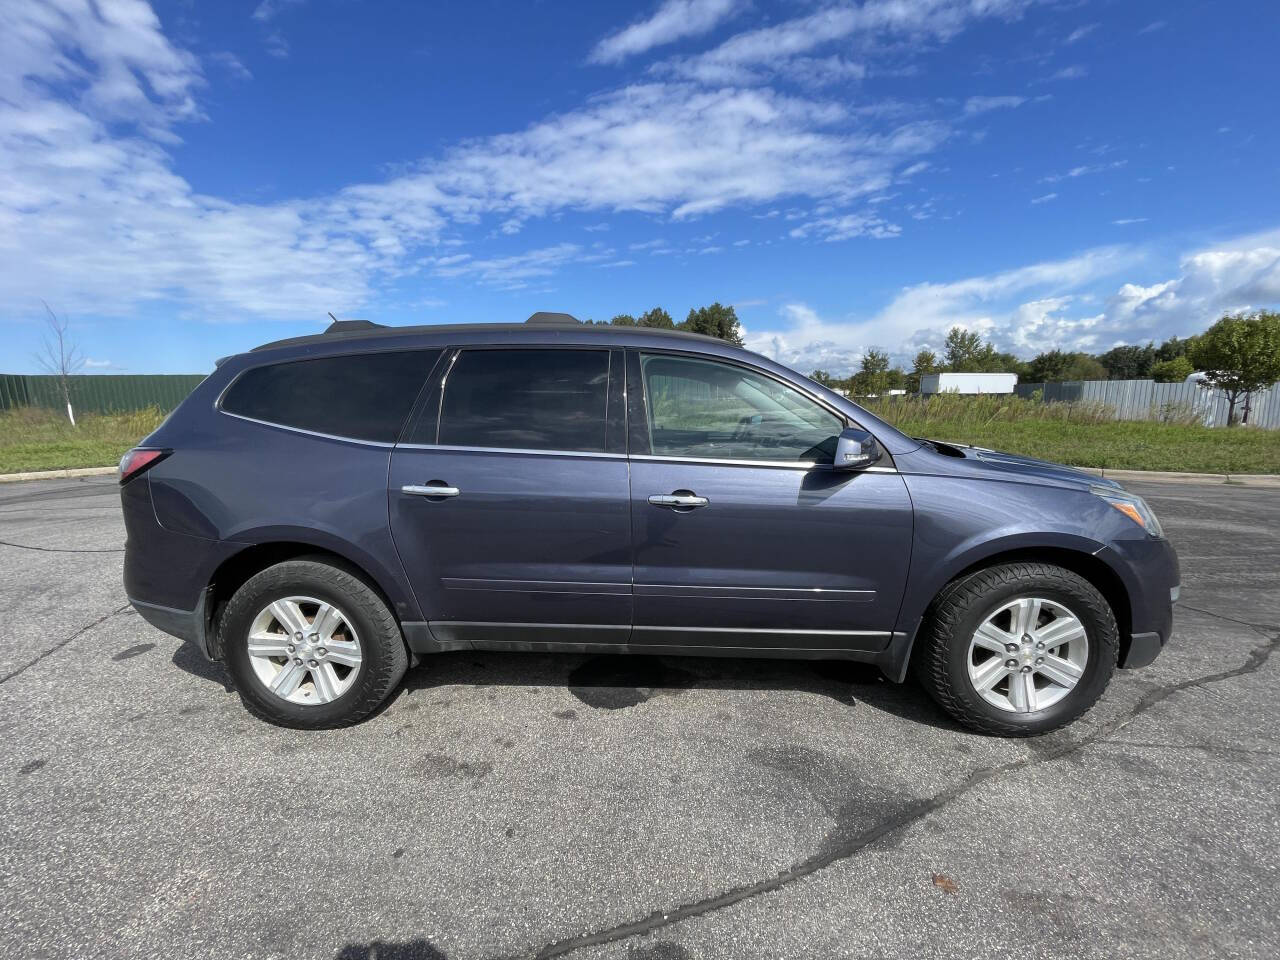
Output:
392,445,896,470
631,625,892,637
630,453,897,472
213,347,442,447
214,409,395,448
395,443,626,460
433,349,461,445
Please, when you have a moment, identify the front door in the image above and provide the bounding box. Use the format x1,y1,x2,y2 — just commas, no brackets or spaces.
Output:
626,350,913,655
389,347,632,646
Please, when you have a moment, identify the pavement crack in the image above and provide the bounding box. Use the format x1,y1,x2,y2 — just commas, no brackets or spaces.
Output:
518,629,1280,960
0,604,132,685
0,538,123,554
1176,602,1278,634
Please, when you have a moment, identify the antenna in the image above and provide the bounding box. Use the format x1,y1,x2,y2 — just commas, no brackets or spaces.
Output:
327,312,339,324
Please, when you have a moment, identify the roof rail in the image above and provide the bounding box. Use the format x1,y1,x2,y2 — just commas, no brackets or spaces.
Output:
324,318,386,334
525,311,580,326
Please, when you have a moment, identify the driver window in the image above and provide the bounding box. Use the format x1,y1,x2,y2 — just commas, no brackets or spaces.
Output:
640,353,843,463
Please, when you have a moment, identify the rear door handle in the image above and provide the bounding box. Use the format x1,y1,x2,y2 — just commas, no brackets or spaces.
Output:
648,493,709,509
402,483,461,498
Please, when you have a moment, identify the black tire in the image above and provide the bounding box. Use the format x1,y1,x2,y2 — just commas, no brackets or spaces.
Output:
914,562,1118,736
220,558,409,729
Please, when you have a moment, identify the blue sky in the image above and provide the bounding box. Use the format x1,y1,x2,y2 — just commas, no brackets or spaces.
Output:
2,0,1278,375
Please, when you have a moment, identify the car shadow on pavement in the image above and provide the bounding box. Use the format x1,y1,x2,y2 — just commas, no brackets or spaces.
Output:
166,634,961,732
334,939,447,960
395,650,961,731
171,641,234,692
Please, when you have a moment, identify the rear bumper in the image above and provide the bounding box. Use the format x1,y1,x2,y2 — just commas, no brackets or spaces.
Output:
121,476,235,658
129,590,214,658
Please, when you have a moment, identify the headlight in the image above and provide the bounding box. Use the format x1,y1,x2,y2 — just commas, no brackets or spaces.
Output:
1090,485,1164,537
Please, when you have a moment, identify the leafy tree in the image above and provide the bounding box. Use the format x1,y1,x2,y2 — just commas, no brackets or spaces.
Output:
1026,350,1108,383
638,307,674,328
1026,350,1071,382
941,327,1015,373
1189,312,1280,425
1150,356,1194,382
1098,343,1156,380
1156,334,1199,362
991,351,1031,381
809,369,837,388
680,302,745,345
609,313,637,326
912,349,940,376
943,327,985,371
850,348,891,396
907,348,940,392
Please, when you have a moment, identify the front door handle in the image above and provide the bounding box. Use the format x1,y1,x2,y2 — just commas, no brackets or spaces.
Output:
648,492,709,509
402,483,461,498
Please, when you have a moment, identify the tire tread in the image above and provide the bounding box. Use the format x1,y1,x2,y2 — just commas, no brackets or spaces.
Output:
915,562,1118,737
219,558,408,729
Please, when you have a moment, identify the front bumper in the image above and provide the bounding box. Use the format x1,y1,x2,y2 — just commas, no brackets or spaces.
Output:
1105,536,1180,669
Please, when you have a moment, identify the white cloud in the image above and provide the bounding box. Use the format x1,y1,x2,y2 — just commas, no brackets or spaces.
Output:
208,51,252,81
0,2,957,320
1040,160,1126,183
1031,193,1057,204
658,0,1033,86
589,0,739,64
789,213,901,242
743,232,1280,374
252,0,305,23
963,95,1027,116
427,243,587,289
1046,64,1088,81
1139,20,1167,34
1065,24,1099,44
1112,218,1148,226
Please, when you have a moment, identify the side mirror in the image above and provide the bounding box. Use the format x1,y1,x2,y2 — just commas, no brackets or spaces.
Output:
833,427,882,471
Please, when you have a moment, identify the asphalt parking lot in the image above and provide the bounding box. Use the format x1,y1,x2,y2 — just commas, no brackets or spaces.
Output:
1,475,1277,960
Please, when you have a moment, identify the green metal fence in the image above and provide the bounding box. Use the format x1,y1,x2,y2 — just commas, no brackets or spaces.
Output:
0,374,207,415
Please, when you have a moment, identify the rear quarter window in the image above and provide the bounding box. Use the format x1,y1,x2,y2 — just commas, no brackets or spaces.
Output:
220,350,440,443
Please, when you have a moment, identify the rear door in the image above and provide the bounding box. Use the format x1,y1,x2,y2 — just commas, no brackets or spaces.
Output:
627,349,913,655
388,346,632,646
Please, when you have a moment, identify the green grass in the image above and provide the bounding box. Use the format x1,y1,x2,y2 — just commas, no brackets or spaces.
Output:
861,394,1280,474
1,395,1277,475
0,406,166,474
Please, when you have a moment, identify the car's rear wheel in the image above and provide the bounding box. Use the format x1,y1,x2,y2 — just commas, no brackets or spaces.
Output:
220,558,409,729
915,562,1118,736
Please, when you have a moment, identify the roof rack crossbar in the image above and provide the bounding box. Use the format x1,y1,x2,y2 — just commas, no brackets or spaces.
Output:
324,318,387,334
525,311,580,326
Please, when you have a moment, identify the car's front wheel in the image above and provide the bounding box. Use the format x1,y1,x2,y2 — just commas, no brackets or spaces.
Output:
915,562,1118,736
220,558,409,729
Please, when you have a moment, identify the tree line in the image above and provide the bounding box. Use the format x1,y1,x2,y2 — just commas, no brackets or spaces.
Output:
587,305,1279,426
587,302,745,345
810,312,1280,425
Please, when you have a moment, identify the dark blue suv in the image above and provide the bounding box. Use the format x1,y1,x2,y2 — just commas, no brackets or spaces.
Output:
120,314,1179,735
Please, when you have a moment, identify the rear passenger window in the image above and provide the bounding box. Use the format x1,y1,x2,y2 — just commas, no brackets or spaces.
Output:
438,349,610,452
220,350,439,443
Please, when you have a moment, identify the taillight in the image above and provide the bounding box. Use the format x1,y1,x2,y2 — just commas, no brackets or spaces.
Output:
118,448,170,484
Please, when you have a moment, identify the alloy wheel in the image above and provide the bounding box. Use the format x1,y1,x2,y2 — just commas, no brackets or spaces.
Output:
245,596,363,705
966,596,1089,713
